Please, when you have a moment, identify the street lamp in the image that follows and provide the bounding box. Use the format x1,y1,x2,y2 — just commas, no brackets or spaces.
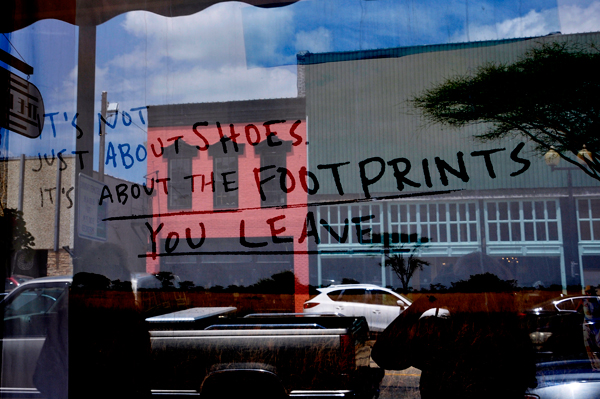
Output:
544,145,593,294
544,145,593,168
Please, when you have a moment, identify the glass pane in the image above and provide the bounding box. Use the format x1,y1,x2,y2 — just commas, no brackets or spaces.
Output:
459,203,466,221
420,225,429,240
439,225,448,243
536,222,547,241
488,223,498,242
391,207,398,223
535,201,545,220
498,202,508,220
593,221,600,241
330,207,338,223
450,224,458,242
420,205,428,222
523,202,533,220
468,203,476,221
429,204,437,222
429,226,438,243
449,204,457,221
399,205,407,223
487,202,497,221
438,204,446,222
7,2,599,394
409,205,417,222
580,221,592,241
524,222,535,241
548,222,559,241
460,224,467,242
579,199,590,219
500,223,509,241
510,202,520,220
593,199,600,219
469,224,477,242
547,201,557,219
511,223,521,241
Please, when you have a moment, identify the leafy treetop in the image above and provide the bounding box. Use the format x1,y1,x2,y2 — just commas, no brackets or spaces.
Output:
412,41,600,180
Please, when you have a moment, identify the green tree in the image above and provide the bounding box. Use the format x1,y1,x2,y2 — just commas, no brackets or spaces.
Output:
375,232,430,293
412,41,600,180
0,208,35,285
382,253,430,294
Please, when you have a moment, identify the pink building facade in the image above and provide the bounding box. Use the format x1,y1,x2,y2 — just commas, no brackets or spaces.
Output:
146,98,309,310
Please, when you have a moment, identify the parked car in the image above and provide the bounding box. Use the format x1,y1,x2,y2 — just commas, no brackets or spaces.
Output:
303,284,411,332
5,275,33,293
526,359,600,399
523,295,598,358
0,275,383,399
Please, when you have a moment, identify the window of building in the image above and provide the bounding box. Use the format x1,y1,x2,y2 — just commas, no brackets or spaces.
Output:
213,154,239,209
260,151,287,206
485,200,560,243
318,204,383,245
168,157,192,209
164,139,198,210
389,202,479,245
578,198,600,241
208,139,245,209
254,136,292,208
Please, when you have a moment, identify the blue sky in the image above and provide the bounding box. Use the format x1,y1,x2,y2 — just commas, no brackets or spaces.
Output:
2,0,599,183
242,0,562,67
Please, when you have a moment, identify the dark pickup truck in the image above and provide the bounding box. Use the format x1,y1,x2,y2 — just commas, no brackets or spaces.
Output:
0,276,383,399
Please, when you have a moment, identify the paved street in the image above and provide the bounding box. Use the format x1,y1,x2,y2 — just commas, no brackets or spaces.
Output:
377,367,421,399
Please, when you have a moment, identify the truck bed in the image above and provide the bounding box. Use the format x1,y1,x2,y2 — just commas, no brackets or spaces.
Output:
148,309,378,398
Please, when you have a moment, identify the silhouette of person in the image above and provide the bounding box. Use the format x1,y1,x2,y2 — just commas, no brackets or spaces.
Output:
582,285,600,370
371,252,537,399
34,272,151,399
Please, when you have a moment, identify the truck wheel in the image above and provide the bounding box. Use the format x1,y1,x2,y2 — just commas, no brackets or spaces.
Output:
200,369,287,399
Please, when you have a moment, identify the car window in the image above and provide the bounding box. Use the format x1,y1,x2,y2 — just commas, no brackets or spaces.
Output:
2,285,67,338
370,290,401,306
339,289,367,303
4,286,66,319
555,299,576,311
326,290,343,301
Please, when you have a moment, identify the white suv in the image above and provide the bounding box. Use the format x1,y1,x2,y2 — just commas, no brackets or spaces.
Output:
303,284,411,332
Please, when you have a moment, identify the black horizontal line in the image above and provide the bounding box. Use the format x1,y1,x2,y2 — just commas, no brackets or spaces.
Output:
105,189,462,222
137,248,406,258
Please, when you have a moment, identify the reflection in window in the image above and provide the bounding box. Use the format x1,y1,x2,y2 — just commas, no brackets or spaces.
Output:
318,204,382,245
339,289,366,303
390,202,478,244
254,137,292,207
486,200,560,242
213,155,239,209
168,158,192,209
578,199,600,241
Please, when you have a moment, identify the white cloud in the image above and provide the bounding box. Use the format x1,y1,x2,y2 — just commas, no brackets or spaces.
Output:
120,3,294,69
557,0,600,34
102,3,298,105
295,27,333,53
451,1,600,44
453,8,559,42
146,64,297,104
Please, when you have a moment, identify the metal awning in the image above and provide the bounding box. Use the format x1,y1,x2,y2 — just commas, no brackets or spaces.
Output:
2,0,297,32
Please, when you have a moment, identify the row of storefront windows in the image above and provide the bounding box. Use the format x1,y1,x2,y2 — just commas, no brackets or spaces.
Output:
317,199,568,247
314,198,600,291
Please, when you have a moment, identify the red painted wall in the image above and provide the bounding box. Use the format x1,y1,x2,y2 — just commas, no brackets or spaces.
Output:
147,118,309,311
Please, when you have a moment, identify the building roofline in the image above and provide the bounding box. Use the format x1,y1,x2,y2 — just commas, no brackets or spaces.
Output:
148,97,306,128
296,32,595,66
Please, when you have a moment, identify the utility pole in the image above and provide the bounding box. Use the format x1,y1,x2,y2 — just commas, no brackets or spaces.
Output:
99,91,107,182
98,91,118,182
